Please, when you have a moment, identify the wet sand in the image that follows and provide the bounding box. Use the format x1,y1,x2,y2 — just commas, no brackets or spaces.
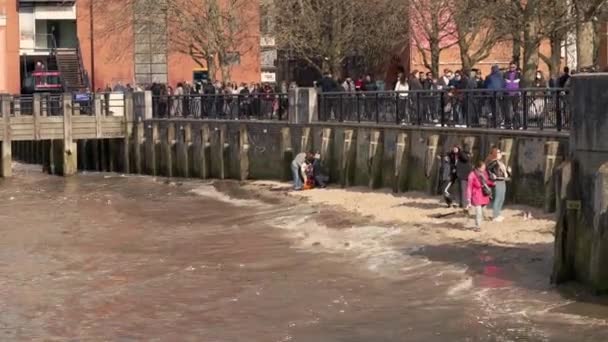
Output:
0,167,607,341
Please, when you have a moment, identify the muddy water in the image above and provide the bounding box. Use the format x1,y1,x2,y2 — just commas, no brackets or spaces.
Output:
0,168,607,341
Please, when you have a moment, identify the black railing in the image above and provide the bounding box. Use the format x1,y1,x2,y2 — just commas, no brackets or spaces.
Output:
151,93,289,120
9,94,63,116
318,88,570,131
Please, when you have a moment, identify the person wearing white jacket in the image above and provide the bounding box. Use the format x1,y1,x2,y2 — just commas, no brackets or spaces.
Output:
395,73,410,123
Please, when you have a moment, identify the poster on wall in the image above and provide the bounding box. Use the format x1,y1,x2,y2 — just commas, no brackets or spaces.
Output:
261,72,276,83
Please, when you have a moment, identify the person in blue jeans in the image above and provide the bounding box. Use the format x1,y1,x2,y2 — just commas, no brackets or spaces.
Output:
291,152,313,190
486,147,512,221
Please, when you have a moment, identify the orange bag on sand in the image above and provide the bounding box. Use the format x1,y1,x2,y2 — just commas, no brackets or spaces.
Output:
303,183,315,190
302,163,315,190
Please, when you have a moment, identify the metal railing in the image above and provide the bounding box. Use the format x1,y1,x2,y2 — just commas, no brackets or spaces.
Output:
9,94,63,116
1,93,124,117
151,93,289,120
318,88,570,131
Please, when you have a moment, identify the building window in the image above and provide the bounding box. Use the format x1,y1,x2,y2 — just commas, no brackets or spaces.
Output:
225,52,241,66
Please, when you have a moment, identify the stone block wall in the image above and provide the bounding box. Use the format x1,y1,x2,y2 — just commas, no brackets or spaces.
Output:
129,120,567,210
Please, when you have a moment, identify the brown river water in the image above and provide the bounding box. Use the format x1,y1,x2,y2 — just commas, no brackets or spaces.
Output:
0,166,607,341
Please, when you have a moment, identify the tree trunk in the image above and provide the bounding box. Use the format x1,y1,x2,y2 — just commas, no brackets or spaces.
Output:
220,64,231,83
207,56,217,81
550,35,563,78
522,19,540,87
460,50,473,75
577,20,595,70
431,44,440,78
512,36,521,67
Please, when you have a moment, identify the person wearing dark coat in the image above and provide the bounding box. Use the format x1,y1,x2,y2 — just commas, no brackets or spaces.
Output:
318,73,339,93
484,65,505,90
445,145,473,208
408,71,423,90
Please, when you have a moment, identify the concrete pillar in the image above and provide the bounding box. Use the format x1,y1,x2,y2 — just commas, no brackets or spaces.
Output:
553,74,608,292
300,127,311,152
144,122,159,176
288,88,318,124
133,122,144,174
217,125,228,180
62,94,77,176
195,124,211,179
462,136,478,160
122,92,134,173
175,123,190,178
552,161,576,284
280,127,292,181
544,141,561,212
499,138,515,167
238,125,250,181
160,123,175,177
589,163,608,290
341,129,356,188
393,132,409,193
1,95,11,177
320,128,333,181
368,129,384,189
184,123,195,177
424,135,440,193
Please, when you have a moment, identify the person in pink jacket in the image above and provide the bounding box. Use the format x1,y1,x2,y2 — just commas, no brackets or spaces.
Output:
467,161,495,230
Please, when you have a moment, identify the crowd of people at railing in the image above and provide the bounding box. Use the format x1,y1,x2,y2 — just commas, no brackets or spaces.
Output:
315,63,571,129
147,80,295,119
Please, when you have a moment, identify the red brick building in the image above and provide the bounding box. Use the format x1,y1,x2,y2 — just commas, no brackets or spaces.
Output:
0,1,607,94
0,0,262,94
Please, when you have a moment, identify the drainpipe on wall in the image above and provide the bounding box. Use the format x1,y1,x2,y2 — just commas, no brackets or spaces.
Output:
0,9,6,93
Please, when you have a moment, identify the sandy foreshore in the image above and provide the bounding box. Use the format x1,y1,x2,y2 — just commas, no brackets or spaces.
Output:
244,181,556,247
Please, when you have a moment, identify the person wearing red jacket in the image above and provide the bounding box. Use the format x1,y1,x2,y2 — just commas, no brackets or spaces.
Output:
467,160,495,231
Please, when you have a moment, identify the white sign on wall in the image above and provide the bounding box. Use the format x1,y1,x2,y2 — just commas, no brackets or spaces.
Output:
261,72,276,83
260,36,276,47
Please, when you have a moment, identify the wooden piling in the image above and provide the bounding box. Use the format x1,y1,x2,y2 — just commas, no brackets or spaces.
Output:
1,95,12,177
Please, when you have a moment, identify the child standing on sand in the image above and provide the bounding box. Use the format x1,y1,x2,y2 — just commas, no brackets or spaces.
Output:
466,161,495,231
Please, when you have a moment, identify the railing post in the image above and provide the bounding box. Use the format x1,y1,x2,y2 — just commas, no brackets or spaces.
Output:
1,95,12,177
492,91,499,128
144,90,153,120
440,91,446,127
356,93,361,123
395,93,400,125
339,93,344,122
416,92,421,126
375,93,380,124
556,90,563,132
62,93,77,176
33,93,41,141
123,92,134,173
522,90,529,130
464,91,470,127
94,94,102,138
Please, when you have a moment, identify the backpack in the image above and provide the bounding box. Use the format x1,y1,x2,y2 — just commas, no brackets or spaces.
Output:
477,171,493,198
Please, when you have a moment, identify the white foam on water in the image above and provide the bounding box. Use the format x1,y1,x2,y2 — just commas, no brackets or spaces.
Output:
190,185,266,207
268,214,441,277
446,277,474,296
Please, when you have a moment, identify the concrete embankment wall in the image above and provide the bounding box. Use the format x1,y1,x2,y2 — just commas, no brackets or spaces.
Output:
10,121,567,210
553,74,608,292
99,120,567,210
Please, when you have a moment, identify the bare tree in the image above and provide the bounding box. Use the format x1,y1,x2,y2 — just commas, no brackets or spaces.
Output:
451,0,508,73
273,0,409,78
572,0,606,69
94,0,255,82
409,0,457,77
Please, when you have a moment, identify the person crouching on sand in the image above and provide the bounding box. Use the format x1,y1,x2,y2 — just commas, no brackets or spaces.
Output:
291,152,313,191
466,161,495,231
